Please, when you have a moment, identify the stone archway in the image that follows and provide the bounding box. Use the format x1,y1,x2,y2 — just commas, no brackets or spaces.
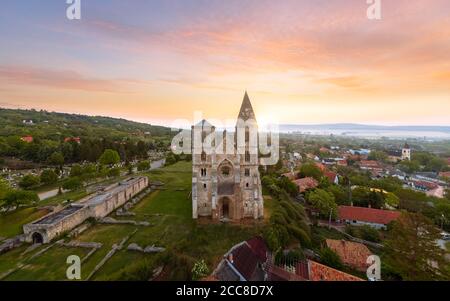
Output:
219,197,232,220
32,232,44,244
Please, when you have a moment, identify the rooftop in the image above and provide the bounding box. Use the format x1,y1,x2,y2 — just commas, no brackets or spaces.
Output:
338,206,401,225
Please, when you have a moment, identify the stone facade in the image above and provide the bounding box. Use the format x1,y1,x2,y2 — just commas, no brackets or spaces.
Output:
192,93,264,221
23,176,148,244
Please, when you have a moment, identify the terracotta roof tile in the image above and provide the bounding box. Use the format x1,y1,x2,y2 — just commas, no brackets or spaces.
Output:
338,206,400,225
309,260,364,281
293,177,319,193
325,239,372,271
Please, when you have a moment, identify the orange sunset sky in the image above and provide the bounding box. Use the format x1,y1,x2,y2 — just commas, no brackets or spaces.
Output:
0,0,450,126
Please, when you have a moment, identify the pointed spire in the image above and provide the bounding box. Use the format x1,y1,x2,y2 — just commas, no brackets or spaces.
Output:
237,91,256,121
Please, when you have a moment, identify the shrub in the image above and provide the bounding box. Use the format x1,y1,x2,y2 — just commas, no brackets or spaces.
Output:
19,174,40,189
40,169,58,185
62,177,82,191
137,160,150,171
319,247,343,270
191,260,209,281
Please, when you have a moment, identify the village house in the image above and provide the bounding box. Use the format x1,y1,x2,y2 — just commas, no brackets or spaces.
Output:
439,171,450,179
20,136,33,143
64,137,81,144
293,177,319,193
324,171,339,185
338,206,401,230
267,259,363,281
325,239,372,272
211,236,364,281
211,237,269,281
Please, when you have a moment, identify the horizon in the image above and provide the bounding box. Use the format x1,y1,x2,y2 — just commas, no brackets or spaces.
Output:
2,105,450,129
1,1,450,126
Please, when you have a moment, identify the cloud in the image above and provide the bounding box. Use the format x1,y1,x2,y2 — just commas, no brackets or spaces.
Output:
0,65,143,93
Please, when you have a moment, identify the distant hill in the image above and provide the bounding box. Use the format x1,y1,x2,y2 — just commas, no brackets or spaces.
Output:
0,107,173,141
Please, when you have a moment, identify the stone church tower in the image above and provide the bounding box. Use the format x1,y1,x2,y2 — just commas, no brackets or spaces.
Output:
402,142,411,161
191,92,264,221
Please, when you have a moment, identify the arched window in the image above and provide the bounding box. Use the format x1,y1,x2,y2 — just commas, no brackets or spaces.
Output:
221,166,231,177
201,151,206,162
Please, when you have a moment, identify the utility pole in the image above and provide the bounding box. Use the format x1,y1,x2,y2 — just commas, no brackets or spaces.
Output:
329,208,333,230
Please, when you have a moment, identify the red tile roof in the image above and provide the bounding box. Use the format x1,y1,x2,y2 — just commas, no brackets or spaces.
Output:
315,162,326,172
413,180,439,190
293,177,319,193
337,160,348,166
360,160,381,169
228,237,269,281
267,265,306,281
324,171,337,183
326,239,372,272
439,171,450,178
231,244,259,280
282,172,297,181
338,206,401,225
64,137,81,143
20,136,33,143
246,236,268,262
309,260,364,281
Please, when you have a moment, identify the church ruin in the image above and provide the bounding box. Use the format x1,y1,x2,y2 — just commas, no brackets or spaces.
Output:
191,92,264,221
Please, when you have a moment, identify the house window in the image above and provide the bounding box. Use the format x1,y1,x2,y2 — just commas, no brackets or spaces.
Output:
244,169,250,177
246,183,249,188
203,183,207,189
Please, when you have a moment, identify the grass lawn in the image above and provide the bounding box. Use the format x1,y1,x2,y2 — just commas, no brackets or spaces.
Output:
0,161,269,281
4,246,90,281
0,207,51,239
38,189,89,206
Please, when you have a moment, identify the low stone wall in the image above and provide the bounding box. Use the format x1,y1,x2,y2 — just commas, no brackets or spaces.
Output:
23,177,149,244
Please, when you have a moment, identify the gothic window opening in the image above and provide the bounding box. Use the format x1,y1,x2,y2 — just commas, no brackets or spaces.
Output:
221,166,231,177
245,151,250,162
201,151,206,162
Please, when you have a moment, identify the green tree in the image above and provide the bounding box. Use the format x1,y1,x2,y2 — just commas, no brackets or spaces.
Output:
99,149,120,166
70,164,83,177
48,151,64,169
3,190,39,210
0,178,12,201
107,167,121,177
399,160,420,174
62,177,82,191
307,189,338,219
40,169,58,185
319,247,343,270
383,212,449,281
368,150,388,162
19,174,40,190
137,160,150,171
299,163,323,181
327,185,349,205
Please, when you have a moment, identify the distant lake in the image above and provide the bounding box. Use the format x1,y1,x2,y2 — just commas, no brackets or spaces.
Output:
279,124,450,139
